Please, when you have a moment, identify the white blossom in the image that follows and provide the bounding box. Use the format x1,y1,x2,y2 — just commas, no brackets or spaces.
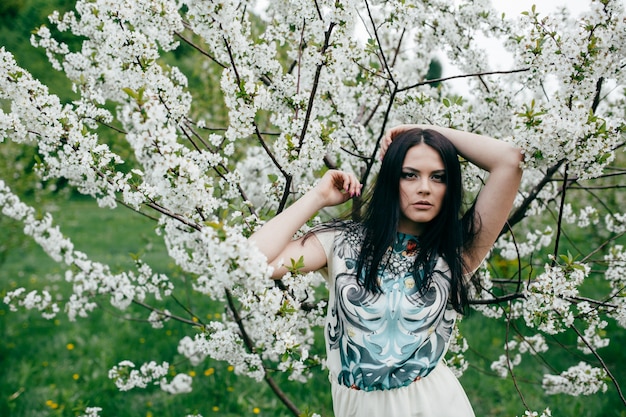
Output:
517,408,552,417
177,336,208,366
77,407,103,417
108,360,170,391
148,310,171,329
523,261,589,334
160,373,193,394
542,362,608,396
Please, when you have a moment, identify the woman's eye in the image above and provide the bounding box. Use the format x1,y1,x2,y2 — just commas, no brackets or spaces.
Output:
431,174,445,182
401,172,417,179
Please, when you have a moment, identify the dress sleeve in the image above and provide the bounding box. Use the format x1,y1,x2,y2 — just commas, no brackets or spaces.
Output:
311,228,337,284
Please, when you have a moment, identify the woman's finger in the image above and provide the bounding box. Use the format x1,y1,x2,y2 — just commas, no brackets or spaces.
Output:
342,173,361,197
380,134,393,160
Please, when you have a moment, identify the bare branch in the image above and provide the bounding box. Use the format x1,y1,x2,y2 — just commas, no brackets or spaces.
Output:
175,30,227,69
508,160,565,229
296,21,337,153
398,68,530,93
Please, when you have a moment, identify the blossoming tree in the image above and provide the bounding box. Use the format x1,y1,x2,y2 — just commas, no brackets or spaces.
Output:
1,0,625,416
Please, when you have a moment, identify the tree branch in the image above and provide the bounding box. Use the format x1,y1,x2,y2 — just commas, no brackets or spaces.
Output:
225,289,301,417
568,320,626,407
296,21,336,153
507,160,565,229
175,30,227,69
551,164,570,266
398,68,530,93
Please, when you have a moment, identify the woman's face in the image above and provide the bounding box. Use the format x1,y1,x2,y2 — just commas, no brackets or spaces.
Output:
397,143,447,235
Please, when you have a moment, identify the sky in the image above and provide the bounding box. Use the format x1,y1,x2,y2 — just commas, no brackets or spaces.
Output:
491,0,592,16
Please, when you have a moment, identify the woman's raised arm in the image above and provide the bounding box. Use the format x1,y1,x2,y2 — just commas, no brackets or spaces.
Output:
249,170,361,278
382,124,523,271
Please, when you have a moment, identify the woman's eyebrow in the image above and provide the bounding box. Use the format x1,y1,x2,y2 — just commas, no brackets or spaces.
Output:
401,167,446,173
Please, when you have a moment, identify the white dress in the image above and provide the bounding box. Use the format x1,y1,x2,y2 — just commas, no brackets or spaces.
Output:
314,224,475,417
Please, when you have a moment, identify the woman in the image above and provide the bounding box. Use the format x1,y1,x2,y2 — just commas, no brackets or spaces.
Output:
250,124,523,417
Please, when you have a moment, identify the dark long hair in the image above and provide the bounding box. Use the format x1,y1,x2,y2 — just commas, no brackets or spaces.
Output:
356,128,479,313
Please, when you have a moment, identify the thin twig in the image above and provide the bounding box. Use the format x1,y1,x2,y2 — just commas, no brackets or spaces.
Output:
551,164,570,266
175,31,226,68
504,305,530,409
568,320,626,407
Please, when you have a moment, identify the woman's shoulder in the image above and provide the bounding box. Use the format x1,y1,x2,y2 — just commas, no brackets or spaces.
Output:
311,219,362,234
310,220,364,247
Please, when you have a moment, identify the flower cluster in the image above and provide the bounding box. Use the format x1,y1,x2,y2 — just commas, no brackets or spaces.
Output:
509,2,626,179
148,309,172,329
604,245,626,327
108,360,170,391
496,226,554,260
160,373,193,394
177,336,207,367
446,322,470,378
182,322,265,382
77,407,103,417
542,362,608,396
3,288,59,319
523,261,590,335
490,334,549,378
518,408,552,417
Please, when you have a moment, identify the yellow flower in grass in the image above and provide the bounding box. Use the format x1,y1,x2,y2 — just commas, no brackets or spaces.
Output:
72,373,79,380
212,406,219,412
253,407,261,414
66,343,75,351
45,400,59,409
188,370,196,377
204,368,215,376
227,365,234,372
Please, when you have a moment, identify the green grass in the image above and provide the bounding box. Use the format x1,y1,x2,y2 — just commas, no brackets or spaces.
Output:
0,197,333,417
1,197,625,417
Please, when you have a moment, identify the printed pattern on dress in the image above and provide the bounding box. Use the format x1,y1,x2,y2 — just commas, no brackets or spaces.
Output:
326,226,457,391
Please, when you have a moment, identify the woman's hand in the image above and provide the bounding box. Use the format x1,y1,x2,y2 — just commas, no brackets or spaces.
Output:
249,170,361,277
380,124,418,160
313,169,362,207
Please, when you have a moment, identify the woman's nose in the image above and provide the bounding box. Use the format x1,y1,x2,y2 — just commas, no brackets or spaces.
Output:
416,178,430,194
